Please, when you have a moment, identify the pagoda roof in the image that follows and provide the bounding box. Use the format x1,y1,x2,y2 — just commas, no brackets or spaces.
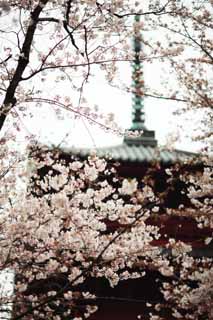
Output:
58,143,197,165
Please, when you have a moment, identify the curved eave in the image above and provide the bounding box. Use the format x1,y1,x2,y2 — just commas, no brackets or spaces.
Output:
59,143,199,165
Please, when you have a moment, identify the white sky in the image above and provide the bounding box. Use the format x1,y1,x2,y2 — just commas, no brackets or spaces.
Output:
20,59,203,153
2,59,203,153
0,4,208,153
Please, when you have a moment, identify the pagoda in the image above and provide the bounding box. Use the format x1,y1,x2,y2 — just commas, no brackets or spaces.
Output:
30,14,212,269
59,17,211,249
29,16,212,320
69,16,194,166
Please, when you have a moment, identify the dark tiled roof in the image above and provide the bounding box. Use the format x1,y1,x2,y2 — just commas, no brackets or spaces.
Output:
60,143,197,164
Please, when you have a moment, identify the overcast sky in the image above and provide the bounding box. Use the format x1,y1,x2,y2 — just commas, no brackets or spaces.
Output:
20,55,203,153
0,4,206,153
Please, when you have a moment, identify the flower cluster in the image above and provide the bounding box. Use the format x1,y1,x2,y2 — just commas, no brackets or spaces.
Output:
0,147,164,319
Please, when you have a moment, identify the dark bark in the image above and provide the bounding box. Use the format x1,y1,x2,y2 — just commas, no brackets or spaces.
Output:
0,0,49,132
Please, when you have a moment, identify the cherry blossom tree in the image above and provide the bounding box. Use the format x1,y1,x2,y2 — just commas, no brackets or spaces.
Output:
0,144,212,320
0,1,212,319
0,146,160,319
142,1,212,148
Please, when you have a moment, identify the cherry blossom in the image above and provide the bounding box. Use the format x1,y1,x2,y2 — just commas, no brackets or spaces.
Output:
0,1,212,319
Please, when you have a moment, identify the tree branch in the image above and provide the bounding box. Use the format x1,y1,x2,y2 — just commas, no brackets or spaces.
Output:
144,93,187,103
0,54,12,65
0,0,49,132
65,0,73,22
20,54,174,81
181,18,213,63
96,0,174,18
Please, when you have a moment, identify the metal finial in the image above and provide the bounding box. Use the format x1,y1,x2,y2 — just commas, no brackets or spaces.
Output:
124,15,157,147
131,15,145,130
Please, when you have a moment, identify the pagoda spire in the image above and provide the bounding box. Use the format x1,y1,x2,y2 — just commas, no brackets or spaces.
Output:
131,15,146,130
124,15,157,147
